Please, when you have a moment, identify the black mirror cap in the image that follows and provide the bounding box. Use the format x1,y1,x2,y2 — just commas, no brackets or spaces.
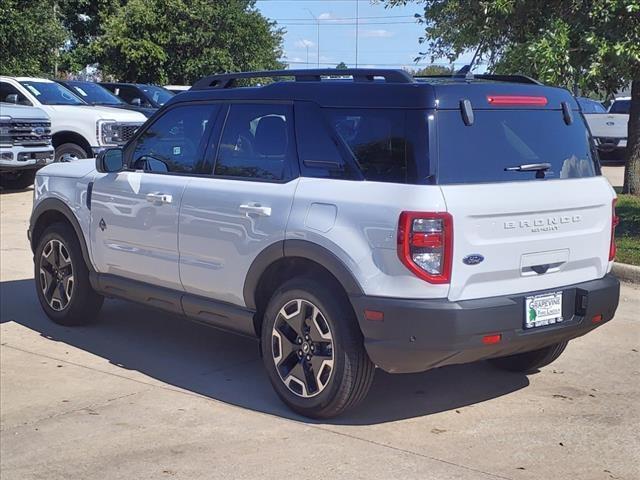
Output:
96,148,124,173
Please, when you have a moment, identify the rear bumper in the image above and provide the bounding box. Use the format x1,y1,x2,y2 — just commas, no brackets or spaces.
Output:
350,274,620,373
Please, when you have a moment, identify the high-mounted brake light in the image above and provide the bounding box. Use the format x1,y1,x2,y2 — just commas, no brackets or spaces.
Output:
487,95,548,106
397,211,453,284
609,198,619,261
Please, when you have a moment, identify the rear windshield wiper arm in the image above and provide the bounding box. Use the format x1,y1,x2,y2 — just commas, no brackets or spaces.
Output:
505,162,552,178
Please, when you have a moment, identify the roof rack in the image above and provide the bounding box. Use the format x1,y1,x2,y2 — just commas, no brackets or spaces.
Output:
414,73,542,85
191,68,415,90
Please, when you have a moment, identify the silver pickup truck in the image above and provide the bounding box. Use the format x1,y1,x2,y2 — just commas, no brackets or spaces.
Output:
0,103,54,189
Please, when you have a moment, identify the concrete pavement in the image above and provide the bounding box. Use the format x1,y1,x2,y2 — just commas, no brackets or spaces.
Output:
1,188,639,480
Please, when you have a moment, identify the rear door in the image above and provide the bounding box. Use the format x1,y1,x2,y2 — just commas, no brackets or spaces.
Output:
178,102,299,306
435,102,615,302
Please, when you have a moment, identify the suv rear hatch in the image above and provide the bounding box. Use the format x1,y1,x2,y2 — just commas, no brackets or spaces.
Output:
433,84,615,302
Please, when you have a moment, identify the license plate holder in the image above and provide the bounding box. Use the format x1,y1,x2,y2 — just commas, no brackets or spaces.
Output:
524,291,563,329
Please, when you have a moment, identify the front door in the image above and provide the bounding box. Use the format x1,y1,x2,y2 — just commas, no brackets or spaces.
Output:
90,102,219,289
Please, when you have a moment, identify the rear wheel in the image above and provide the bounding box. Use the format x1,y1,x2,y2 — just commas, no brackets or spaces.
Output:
261,277,374,418
34,223,103,325
488,342,568,373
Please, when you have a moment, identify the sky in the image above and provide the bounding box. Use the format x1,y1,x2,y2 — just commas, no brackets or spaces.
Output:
255,0,481,72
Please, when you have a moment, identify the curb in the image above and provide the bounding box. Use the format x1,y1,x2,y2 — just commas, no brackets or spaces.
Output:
612,262,640,284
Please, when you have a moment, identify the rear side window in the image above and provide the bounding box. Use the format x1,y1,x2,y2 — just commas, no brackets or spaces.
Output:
436,110,597,184
609,100,630,114
214,103,295,181
326,108,408,183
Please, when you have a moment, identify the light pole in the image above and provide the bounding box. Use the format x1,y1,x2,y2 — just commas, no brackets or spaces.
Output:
355,0,359,68
306,9,320,68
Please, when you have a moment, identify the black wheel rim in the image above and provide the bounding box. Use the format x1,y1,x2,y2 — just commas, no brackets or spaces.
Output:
39,239,74,311
271,299,334,398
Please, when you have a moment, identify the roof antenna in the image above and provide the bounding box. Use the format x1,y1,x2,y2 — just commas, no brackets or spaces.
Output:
456,43,483,80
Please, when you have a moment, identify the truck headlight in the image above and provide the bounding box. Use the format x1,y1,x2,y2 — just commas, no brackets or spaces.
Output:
97,120,141,146
0,117,11,146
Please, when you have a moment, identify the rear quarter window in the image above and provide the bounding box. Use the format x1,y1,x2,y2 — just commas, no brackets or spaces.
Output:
436,109,597,184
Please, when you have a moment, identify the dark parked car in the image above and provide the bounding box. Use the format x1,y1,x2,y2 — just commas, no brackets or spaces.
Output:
100,83,174,109
56,80,156,118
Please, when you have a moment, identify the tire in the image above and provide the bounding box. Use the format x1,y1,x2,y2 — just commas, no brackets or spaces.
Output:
34,222,104,326
488,342,568,373
55,143,88,163
261,276,375,419
0,170,36,190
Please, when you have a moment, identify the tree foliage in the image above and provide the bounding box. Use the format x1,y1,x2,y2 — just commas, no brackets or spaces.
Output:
0,0,67,76
384,0,640,195
411,64,454,76
91,0,284,84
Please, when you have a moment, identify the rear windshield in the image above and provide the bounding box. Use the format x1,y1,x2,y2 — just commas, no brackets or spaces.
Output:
609,100,630,114
436,110,597,184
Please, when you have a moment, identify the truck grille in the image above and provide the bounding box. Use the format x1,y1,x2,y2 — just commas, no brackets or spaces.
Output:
114,124,140,144
0,119,52,147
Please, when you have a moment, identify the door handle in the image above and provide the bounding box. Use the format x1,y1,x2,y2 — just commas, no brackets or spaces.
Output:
239,203,272,217
146,192,173,204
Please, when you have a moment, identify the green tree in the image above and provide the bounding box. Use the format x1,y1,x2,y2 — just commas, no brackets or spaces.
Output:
0,0,67,76
91,0,284,84
411,64,454,76
384,0,640,195
336,62,348,70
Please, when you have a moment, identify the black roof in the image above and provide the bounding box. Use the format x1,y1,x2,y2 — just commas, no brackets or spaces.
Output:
168,68,578,110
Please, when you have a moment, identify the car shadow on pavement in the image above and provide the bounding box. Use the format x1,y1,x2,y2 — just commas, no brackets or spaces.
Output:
1,278,530,425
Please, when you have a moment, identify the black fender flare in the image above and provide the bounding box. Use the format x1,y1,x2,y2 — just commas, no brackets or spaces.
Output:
243,239,364,310
30,198,92,269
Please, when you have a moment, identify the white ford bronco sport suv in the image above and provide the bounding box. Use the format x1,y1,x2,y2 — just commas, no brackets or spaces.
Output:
0,76,146,163
1,103,54,189
29,69,620,418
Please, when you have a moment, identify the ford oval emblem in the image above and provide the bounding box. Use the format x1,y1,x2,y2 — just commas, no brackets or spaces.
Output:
463,254,484,265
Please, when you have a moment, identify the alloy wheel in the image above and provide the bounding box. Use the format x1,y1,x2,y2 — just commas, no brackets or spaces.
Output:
39,239,74,311
271,299,334,398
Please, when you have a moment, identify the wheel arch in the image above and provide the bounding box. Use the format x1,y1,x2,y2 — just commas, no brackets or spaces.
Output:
245,239,364,336
52,131,92,157
30,198,92,269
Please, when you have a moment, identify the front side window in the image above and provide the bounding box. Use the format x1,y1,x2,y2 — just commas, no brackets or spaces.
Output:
129,104,217,174
19,81,84,105
0,82,31,105
325,108,407,183
214,104,295,181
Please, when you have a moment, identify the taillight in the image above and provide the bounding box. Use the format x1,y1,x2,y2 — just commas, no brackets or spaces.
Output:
609,198,619,261
487,95,548,106
397,211,453,284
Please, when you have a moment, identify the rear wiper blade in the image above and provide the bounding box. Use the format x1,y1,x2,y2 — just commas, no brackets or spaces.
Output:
504,163,552,172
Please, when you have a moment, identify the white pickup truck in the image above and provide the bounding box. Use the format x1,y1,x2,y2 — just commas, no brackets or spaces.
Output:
0,77,146,163
0,103,54,189
580,97,630,162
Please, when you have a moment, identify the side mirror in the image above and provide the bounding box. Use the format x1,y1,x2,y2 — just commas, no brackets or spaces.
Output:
96,148,124,173
5,94,18,104
131,97,142,107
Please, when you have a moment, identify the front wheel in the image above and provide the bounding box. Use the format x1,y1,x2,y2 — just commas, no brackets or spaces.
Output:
261,277,374,419
55,143,88,163
488,342,568,373
34,223,104,325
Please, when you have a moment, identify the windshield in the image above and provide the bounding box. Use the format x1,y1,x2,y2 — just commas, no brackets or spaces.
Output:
20,81,85,105
609,100,630,114
138,85,173,106
436,109,597,184
67,82,123,106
